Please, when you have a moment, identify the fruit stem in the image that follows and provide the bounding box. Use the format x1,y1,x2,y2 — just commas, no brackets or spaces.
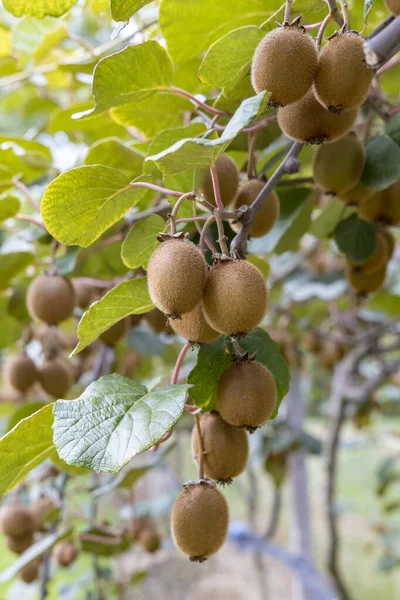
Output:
325,0,344,27
339,0,350,31
316,11,335,50
170,192,196,235
169,87,229,117
175,216,208,224
194,413,205,479
231,337,245,356
171,342,191,385
209,163,225,214
199,215,216,253
128,181,184,198
12,178,41,212
247,132,258,179
284,0,293,24
15,213,47,231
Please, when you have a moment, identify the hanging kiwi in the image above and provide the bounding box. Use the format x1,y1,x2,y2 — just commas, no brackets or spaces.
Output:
349,231,389,276
19,559,40,584
147,238,207,318
217,359,277,430
145,308,172,333
171,480,229,562
169,304,219,344
139,527,161,553
72,279,93,309
54,541,79,567
27,273,76,324
303,331,322,354
385,0,400,14
251,25,318,107
201,154,239,208
39,357,71,398
6,533,33,555
202,259,267,335
99,318,129,346
230,180,280,238
278,90,358,144
339,180,376,205
314,33,374,113
380,228,395,261
346,264,387,294
318,340,342,370
359,183,400,225
191,412,249,483
29,497,54,530
313,134,365,195
0,504,35,539
5,353,38,393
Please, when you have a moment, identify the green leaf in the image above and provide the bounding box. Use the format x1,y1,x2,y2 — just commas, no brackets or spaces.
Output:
3,0,78,17
246,254,270,278
0,296,23,349
12,17,67,64
187,338,231,410
80,527,131,556
53,374,190,472
250,188,312,254
199,26,264,95
310,198,355,239
121,215,165,270
0,166,15,195
7,402,47,432
387,114,400,146
111,0,152,21
160,0,270,64
146,122,207,173
335,213,377,265
364,0,373,17
73,279,153,355
41,166,147,247
85,138,144,179
239,328,290,417
50,452,91,476
0,194,20,220
0,137,51,183
0,404,54,500
0,251,33,291
361,135,400,190
146,93,266,174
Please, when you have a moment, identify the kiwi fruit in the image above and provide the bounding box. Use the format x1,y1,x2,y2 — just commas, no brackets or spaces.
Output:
278,90,358,144
6,533,33,554
5,353,38,393
147,239,207,317
127,515,151,542
358,191,383,222
350,231,389,275
340,180,376,205
217,360,277,429
202,260,267,335
171,480,229,561
19,559,40,584
385,0,400,14
201,154,239,208
30,497,53,530
54,541,79,567
39,357,71,398
347,264,387,294
231,180,280,238
191,412,249,482
27,274,76,324
251,26,318,107
303,331,322,353
145,308,172,333
72,279,93,309
318,341,342,370
359,183,400,225
1,504,35,539
99,318,128,346
380,228,395,261
313,135,365,195
314,33,374,113
139,527,161,553
169,304,219,344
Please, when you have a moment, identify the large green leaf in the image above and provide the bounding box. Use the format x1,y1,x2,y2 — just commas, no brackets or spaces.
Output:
85,138,144,179
73,278,154,355
3,0,78,17
0,404,54,500
146,122,207,171
0,251,33,290
121,215,166,270
0,137,51,183
238,328,290,417
0,296,23,350
310,198,355,239
111,0,152,21
361,135,400,190
53,374,190,472
146,93,266,174
187,338,231,410
41,166,147,247
160,0,271,64
12,17,67,64
334,213,377,265
0,195,20,221
199,26,264,95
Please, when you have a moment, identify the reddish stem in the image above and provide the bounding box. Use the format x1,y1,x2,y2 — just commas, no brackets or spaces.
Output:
303,21,324,29
13,179,41,212
171,342,191,384
73,277,114,289
176,216,208,224
209,164,224,213
170,87,228,117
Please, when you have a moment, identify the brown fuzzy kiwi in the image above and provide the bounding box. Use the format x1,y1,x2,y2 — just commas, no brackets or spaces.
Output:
303,331,322,353
358,191,384,222
127,515,151,542
171,480,229,561
385,0,400,14
6,533,33,554
314,33,374,113
99,318,128,346
148,239,207,318
139,527,161,553
19,559,40,584
39,357,71,398
380,228,395,261
30,497,53,530
54,541,79,567
350,231,389,276
318,341,342,370
202,260,267,335
347,264,387,294
278,89,358,144
251,26,318,107
358,184,400,225
340,180,376,205
72,279,93,309
217,360,277,429
145,308,172,333
169,304,219,344
313,135,365,195
191,412,249,482
5,353,38,393
201,154,239,208
231,180,280,238
0,504,35,539
27,274,76,324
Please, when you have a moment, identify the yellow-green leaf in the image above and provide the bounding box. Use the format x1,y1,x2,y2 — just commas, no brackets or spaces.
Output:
111,0,152,21
121,215,166,270
85,137,144,179
3,0,78,18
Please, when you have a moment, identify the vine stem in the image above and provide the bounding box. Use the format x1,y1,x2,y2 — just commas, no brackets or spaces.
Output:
170,87,229,117
339,0,350,30
325,0,344,26
12,178,41,212
316,10,335,50
194,413,205,479
128,181,183,197
171,342,191,384
170,192,196,234
209,164,230,256
284,0,293,24
209,164,225,213
176,216,208,224
15,213,47,230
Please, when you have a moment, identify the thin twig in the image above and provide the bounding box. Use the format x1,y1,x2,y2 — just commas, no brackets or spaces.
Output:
213,208,229,256
194,414,205,479
170,87,229,117
128,181,184,198
12,178,41,212
316,11,335,50
198,214,217,254
339,1,350,30
15,213,47,230
171,343,191,385
170,192,196,234
209,163,225,213
325,0,344,27
284,0,293,24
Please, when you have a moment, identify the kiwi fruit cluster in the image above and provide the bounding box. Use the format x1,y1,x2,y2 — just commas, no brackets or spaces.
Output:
345,228,394,295
253,22,374,144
